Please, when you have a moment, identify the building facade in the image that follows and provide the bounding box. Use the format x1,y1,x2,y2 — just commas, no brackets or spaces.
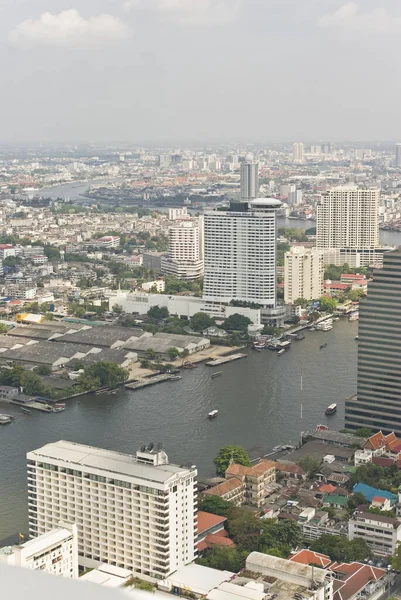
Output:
345,250,401,435
161,219,203,280
284,246,324,304
348,512,401,555
292,142,304,163
240,155,259,200
395,143,401,168
27,441,197,579
0,525,78,578
316,188,379,250
203,199,281,306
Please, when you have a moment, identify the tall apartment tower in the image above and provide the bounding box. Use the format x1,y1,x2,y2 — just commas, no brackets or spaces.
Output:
284,246,324,304
27,441,197,579
345,250,401,435
203,199,281,305
395,144,401,167
240,154,259,200
316,188,379,249
292,142,304,163
161,218,204,280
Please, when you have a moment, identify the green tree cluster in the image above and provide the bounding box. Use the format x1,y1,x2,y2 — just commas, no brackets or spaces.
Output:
222,314,251,333
76,361,129,391
213,445,251,476
147,305,169,323
319,296,337,313
310,534,371,562
190,312,214,332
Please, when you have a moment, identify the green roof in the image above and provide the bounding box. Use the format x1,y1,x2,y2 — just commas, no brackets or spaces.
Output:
322,495,348,506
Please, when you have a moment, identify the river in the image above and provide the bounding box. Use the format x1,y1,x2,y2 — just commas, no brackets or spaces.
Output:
0,319,357,541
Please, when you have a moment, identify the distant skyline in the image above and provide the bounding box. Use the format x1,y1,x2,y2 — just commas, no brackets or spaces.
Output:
1,0,401,143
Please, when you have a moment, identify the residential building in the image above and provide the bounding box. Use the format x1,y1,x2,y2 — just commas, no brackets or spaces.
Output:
3,284,37,299
95,236,120,248
27,441,197,578
348,512,401,555
142,251,168,271
395,143,401,168
0,524,78,578
279,184,295,198
240,154,259,200
169,207,188,220
203,199,281,306
287,189,303,206
161,219,203,280
345,250,401,435
246,553,333,600
141,279,165,293
0,244,16,260
284,246,324,304
158,154,171,168
321,247,384,269
292,142,304,163
316,188,379,250
202,478,244,506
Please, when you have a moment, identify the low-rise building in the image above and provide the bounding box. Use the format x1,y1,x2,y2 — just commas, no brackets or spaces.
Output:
203,478,244,505
225,460,276,507
0,524,78,578
348,512,401,555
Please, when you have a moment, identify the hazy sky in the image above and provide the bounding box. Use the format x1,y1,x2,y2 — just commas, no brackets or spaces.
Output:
1,0,401,143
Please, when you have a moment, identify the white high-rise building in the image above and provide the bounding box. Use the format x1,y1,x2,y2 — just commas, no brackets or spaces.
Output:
279,184,295,197
284,246,324,304
0,524,78,579
169,207,188,221
287,190,303,206
158,154,171,168
292,142,304,163
316,187,379,249
395,144,401,167
27,441,197,579
203,199,281,305
240,154,259,200
161,218,204,280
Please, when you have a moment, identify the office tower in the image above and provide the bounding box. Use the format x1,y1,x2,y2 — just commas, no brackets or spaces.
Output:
203,198,281,305
240,154,259,200
287,190,303,206
322,143,331,154
161,218,203,280
284,246,324,304
292,142,304,163
157,154,171,168
169,207,188,221
395,144,401,167
27,441,197,578
0,525,78,578
345,250,401,435
316,188,379,249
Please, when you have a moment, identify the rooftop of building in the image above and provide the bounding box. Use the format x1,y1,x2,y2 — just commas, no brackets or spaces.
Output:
226,459,276,478
27,440,195,485
352,483,397,503
197,511,226,535
0,527,73,558
161,563,234,597
203,477,243,497
246,552,328,584
312,429,367,447
289,549,331,569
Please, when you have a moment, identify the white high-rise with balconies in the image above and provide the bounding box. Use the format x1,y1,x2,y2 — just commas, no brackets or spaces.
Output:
292,142,304,163
240,154,259,200
161,218,204,280
203,199,281,306
316,187,379,250
284,246,324,304
27,441,197,580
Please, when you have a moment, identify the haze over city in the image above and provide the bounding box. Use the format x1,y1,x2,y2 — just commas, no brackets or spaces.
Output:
1,0,401,142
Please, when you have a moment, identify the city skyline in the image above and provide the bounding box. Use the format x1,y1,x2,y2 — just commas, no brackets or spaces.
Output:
2,1,401,142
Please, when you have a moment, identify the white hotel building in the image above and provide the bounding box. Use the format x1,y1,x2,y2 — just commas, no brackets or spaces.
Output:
203,199,281,306
284,246,324,304
27,441,197,579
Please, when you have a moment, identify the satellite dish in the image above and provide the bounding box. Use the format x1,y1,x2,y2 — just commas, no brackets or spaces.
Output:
148,442,154,451
141,445,146,452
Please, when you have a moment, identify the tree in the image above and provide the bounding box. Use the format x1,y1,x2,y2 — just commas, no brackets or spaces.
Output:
167,347,180,360
294,298,308,308
35,365,52,376
198,495,231,516
392,542,401,571
0,323,8,334
308,311,320,322
222,314,252,333
259,519,302,553
213,445,251,477
43,246,61,261
197,546,246,572
354,428,372,438
190,312,214,332
20,371,45,395
227,509,261,551
112,304,123,314
310,534,371,562
147,305,169,323
76,361,128,391
287,316,300,325
145,348,156,359
319,296,337,313
299,456,321,479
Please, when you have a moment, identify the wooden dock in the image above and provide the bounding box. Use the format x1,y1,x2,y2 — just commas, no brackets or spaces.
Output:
125,373,175,391
205,353,247,367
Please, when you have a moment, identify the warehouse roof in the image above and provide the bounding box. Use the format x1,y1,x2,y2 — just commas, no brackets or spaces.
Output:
55,326,146,347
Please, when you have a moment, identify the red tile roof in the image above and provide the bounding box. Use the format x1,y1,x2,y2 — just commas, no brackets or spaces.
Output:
225,460,276,478
364,431,385,450
289,549,331,568
275,462,306,475
203,477,243,497
197,511,226,535
205,533,236,548
329,562,386,600
318,484,337,494
372,496,386,503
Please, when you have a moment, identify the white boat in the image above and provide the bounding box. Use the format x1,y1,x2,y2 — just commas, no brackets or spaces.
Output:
272,445,282,452
53,403,65,412
316,320,333,331
169,375,182,381
277,349,286,356
349,312,359,321
325,403,337,415
208,410,218,418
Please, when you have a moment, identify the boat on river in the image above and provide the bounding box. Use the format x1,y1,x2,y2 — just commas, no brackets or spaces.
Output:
208,410,218,418
320,343,328,350
53,403,66,412
169,375,182,381
20,407,32,415
95,387,110,395
325,403,337,415
211,371,222,378
277,349,286,356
